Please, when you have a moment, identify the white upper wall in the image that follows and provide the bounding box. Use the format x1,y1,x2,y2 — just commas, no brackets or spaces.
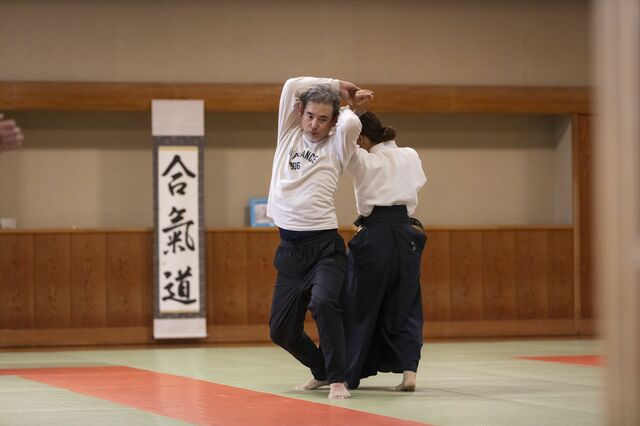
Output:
0,0,590,86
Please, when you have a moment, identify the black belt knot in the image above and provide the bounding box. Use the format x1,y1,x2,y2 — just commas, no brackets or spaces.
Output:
353,205,423,229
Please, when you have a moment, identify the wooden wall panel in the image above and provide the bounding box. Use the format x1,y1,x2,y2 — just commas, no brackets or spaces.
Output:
0,227,582,347
422,231,451,321
106,233,151,326
0,234,34,328
141,233,153,324
208,232,248,325
574,114,594,319
450,232,484,320
246,232,279,325
516,231,549,319
34,234,71,327
482,231,517,320
548,230,575,318
70,234,107,327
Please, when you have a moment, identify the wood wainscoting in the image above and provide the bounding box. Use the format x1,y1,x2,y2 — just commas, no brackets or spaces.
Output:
0,226,593,348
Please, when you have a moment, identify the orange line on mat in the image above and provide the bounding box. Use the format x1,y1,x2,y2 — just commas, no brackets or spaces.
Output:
517,355,603,367
0,366,428,426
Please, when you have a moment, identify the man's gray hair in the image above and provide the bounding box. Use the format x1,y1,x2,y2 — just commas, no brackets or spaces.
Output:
297,85,340,119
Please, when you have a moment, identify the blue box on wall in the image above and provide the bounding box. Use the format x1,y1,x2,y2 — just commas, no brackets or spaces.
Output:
249,197,275,227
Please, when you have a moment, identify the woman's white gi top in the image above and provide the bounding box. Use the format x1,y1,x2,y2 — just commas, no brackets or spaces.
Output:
347,140,426,217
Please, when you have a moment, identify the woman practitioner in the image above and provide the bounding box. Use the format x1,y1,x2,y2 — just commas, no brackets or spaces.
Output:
343,111,427,391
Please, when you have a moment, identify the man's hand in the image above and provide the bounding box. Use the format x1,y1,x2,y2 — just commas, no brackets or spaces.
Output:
339,81,374,112
0,113,24,151
350,89,374,112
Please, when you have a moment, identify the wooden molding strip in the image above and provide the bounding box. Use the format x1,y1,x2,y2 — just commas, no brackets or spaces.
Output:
0,325,272,348
368,85,590,114
0,82,281,113
424,319,582,338
0,225,574,235
0,320,595,349
0,81,590,114
579,319,598,336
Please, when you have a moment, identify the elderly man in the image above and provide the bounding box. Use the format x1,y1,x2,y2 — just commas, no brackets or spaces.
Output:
267,76,372,400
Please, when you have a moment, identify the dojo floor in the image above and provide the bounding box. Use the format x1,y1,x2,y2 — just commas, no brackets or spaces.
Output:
0,339,603,425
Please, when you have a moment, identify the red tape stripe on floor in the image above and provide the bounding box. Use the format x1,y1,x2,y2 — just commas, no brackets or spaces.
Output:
517,355,603,366
0,366,428,425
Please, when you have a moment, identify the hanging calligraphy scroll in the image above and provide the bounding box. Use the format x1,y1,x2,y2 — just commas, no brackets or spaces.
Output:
152,100,207,339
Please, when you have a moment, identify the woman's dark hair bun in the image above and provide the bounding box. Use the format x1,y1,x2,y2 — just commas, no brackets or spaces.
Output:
381,127,396,141
359,111,396,144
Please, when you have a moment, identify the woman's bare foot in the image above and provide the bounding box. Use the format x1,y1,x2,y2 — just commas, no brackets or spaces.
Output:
328,382,351,399
295,378,329,390
395,370,416,392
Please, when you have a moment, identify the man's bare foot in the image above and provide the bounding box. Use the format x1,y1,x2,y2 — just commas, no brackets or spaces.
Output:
328,382,351,399
295,378,329,390
395,370,416,392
